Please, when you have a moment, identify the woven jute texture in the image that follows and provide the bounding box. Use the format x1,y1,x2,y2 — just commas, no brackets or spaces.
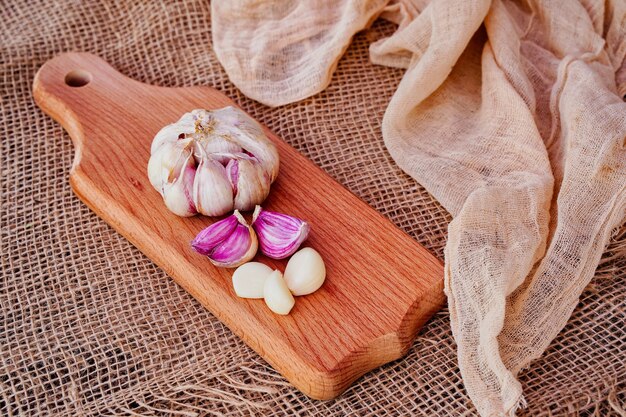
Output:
1,1,624,416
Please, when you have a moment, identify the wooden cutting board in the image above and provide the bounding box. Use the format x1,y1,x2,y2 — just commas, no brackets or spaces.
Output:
33,53,445,400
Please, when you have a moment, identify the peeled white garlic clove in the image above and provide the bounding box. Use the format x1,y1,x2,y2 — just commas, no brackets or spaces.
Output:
191,211,258,268
263,270,295,315
193,158,234,217
283,247,326,296
251,206,310,259
148,106,279,217
232,262,273,299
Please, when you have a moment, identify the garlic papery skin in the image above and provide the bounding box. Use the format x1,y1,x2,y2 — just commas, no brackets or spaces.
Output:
252,206,310,259
232,262,273,299
191,211,258,268
233,160,271,211
151,112,197,154
148,106,279,217
162,157,197,217
193,158,233,217
147,138,195,193
283,248,326,296
263,270,295,315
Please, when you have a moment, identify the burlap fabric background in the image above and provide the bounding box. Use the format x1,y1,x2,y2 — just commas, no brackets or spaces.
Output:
1,1,624,415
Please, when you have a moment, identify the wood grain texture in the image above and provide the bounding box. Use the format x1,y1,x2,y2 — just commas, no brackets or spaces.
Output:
32,53,445,400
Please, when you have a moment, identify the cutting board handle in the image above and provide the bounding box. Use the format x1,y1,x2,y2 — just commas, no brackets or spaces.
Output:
33,53,141,170
34,53,135,126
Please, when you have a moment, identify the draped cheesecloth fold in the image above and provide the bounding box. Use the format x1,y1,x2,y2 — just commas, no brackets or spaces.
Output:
211,1,626,415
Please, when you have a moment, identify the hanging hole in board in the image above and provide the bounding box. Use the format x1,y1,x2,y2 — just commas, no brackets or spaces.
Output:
64,69,92,87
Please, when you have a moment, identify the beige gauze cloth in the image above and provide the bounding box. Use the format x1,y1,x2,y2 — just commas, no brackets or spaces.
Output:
211,0,626,415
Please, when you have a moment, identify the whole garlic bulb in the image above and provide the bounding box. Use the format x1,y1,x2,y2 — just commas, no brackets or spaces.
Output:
148,107,280,217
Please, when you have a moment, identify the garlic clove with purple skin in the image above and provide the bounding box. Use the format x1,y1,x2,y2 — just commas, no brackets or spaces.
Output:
191,211,258,268
251,206,310,259
210,224,257,267
192,214,238,255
